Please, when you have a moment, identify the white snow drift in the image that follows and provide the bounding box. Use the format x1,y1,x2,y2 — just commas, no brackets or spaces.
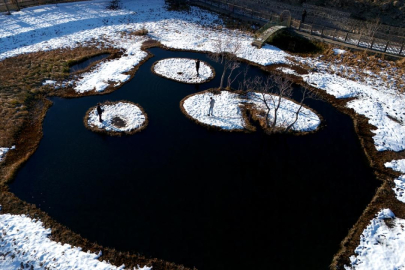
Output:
0,0,402,152
345,209,405,270
385,159,405,203
183,91,246,130
87,102,146,133
75,40,147,93
153,58,213,83
0,213,152,270
0,0,405,268
182,91,320,132
0,146,15,162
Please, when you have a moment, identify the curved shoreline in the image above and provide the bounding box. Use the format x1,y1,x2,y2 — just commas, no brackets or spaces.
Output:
151,58,215,84
179,89,323,135
83,100,148,136
0,39,402,270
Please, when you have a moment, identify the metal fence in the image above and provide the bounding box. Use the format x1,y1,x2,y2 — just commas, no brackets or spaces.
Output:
190,0,405,56
1,0,404,56
0,0,79,13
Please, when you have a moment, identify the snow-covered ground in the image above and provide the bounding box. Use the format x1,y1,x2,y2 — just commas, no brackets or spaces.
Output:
0,146,15,162
1,0,405,268
345,209,405,270
0,213,152,270
182,91,246,130
248,92,320,132
153,58,213,84
0,0,403,150
385,159,405,203
87,102,147,134
182,91,320,132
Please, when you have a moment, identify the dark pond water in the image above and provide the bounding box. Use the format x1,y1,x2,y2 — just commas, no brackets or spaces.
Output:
10,48,379,270
69,53,110,73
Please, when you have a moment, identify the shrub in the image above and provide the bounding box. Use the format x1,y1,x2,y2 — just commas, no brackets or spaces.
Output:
107,0,121,10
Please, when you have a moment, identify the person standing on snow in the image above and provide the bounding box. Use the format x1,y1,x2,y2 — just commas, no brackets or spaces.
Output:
196,59,201,77
208,97,215,116
301,9,307,23
97,103,104,122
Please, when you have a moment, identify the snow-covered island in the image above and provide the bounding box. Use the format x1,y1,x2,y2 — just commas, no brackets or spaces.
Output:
85,101,148,135
181,90,320,133
152,58,214,84
0,0,405,269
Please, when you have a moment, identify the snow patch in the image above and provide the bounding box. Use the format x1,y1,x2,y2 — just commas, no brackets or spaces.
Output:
87,102,147,134
0,146,15,162
0,213,152,270
276,67,299,76
183,91,246,131
248,92,321,132
333,48,347,55
385,159,405,203
182,91,320,132
345,209,405,270
75,40,147,93
302,72,365,99
302,71,405,152
153,58,213,84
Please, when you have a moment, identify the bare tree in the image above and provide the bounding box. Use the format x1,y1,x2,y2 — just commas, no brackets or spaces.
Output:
285,87,308,132
2,0,11,15
209,34,242,90
245,75,293,131
366,17,381,39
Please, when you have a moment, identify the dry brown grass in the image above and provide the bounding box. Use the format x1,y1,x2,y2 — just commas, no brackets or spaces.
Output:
0,40,195,270
179,89,323,135
286,80,405,270
0,185,196,270
295,48,405,94
0,46,119,147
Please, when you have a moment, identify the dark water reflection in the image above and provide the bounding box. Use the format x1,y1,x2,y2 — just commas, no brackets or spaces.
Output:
10,48,379,270
69,53,110,73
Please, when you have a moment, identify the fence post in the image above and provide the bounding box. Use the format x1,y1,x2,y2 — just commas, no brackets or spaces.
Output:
344,32,349,42
321,27,324,37
384,41,390,52
370,37,375,49
357,34,362,46
310,25,313,35
400,42,405,55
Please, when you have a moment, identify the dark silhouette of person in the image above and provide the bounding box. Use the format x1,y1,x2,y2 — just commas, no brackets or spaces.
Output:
96,103,103,122
301,9,307,23
208,97,215,116
196,59,201,77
